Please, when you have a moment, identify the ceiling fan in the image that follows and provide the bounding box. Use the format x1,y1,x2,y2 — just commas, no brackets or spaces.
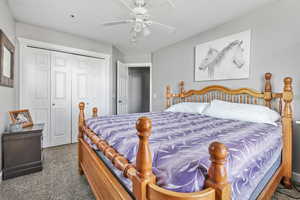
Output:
102,0,176,43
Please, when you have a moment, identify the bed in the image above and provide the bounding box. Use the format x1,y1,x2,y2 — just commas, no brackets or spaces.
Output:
77,73,293,200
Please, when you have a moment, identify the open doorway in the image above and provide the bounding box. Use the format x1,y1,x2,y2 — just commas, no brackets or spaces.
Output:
128,67,150,113
117,61,152,115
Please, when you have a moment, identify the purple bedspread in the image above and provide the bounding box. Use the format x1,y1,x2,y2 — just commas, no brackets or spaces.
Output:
85,112,282,200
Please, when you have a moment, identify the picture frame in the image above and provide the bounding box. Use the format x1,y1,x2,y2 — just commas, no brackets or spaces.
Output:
0,29,15,88
9,109,33,128
195,30,251,81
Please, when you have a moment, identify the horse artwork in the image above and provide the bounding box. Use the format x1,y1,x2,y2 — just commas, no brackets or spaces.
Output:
195,30,251,81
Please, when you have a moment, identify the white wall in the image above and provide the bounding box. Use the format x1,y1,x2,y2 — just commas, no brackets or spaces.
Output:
152,0,300,172
0,0,16,171
0,0,16,132
123,54,152,63
16,22,112,54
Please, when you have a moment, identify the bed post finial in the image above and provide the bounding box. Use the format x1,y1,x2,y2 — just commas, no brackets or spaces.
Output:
282,77,293,189
92,107,98,118
264,72,272,108
79,102,85,138
205,142,231,200
284,77,292,94
179,81,185,95
166,85,172,108
179,81,185,102
133,117,156,200
78,102,85,175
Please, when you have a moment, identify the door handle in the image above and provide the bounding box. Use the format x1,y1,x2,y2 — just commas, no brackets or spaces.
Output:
52,103,55,106
118,100,122,103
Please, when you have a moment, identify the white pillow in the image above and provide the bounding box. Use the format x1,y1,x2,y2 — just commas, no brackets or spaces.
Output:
203,100,280,126
165,102,209,114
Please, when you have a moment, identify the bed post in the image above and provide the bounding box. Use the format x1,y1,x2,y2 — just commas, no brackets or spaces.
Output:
92,107,98,117
264,72,273,108
166,85,172,108
179,81,185,102
132,117,156,200
205,142,231,200
282,77,293,188
78,102,86,175
179,80,185,94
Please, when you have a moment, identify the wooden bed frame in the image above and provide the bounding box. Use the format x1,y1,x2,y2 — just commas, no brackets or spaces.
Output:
78,73,293,200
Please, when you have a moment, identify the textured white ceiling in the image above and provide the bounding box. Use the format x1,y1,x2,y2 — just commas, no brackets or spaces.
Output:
8,0,276,54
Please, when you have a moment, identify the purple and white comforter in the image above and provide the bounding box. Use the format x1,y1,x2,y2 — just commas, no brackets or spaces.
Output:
85,112,282,200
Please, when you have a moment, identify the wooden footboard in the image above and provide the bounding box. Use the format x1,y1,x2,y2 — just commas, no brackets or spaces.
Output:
77,73,294,200
79,137,132,200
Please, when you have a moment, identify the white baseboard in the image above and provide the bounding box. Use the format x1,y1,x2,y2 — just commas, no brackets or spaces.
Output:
292,171,300,183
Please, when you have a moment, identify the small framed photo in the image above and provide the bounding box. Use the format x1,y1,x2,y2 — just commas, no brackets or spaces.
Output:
0,29,15,88
9,109,33,128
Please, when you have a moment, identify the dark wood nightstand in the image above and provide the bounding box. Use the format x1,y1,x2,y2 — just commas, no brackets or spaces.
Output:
2,123,44,180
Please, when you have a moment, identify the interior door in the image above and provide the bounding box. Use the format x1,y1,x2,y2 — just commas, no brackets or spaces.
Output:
50,52,72,146
21,47,51,147
71,56,108,143
117,61,128,114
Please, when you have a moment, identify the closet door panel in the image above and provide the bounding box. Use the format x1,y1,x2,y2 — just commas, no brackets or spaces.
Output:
89,58,108,115
71,56,108,143
51,52,72,146
71,58,90,143
21,47,51,147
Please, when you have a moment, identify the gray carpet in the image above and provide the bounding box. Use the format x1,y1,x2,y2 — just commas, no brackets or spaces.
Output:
0,144,299,200
0,144,95,200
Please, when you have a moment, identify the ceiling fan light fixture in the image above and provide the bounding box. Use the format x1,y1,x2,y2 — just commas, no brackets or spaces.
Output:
134,22,143,32
135,0,146,7
130,34,138,44
103,0,176,43
143,25,151,36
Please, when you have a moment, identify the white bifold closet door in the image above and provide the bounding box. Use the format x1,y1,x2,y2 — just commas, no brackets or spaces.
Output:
21,46,108,147
51,52,72,146
21,47,51,147
71,55,107,143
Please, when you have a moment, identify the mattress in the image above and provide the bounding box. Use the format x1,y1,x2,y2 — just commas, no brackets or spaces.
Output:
85,112,282,200
95,150,281,200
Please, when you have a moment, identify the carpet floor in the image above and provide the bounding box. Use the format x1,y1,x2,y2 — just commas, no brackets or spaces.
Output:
0,144,299,200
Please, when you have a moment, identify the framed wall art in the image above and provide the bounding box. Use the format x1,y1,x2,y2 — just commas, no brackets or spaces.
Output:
195,30,251,81
0,29,15,88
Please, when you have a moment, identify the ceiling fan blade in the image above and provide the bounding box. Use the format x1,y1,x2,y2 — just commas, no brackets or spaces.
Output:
102,19,133,26
118,0,134,11
150,21,176,33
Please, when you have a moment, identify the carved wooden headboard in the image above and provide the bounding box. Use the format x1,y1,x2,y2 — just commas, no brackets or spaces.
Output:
165,73,291,116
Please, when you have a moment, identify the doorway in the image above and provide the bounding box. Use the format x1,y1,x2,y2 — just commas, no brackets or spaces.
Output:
117,61,152,115
128,67,150,113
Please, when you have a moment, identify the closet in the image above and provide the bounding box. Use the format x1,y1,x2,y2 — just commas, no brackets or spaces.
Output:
20,41,109,147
